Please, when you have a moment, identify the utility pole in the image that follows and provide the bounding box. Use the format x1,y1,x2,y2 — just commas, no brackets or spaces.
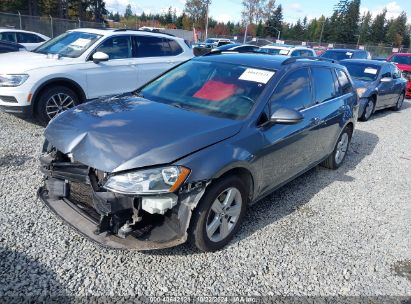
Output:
205,0,210,40
319,20,325,45
243,23,248,44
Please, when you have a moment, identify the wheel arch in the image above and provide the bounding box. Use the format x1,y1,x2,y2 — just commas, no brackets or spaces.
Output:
213,165,255,203
32,78,87,115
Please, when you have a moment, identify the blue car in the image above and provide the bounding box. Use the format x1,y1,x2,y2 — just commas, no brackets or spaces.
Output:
39,54,358,252
340,59,407,121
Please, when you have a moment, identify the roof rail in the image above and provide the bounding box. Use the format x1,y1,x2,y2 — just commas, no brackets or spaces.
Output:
282,56,336,65
113,28,175,37
202,49,265,56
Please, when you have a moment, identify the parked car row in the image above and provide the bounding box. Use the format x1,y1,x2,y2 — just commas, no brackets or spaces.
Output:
0,29,408,252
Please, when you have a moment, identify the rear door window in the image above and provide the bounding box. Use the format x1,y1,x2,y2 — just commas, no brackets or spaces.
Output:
17,33,43,43
336,69,353,95
311,67,336,104
133,35,166,57
271,68,312,111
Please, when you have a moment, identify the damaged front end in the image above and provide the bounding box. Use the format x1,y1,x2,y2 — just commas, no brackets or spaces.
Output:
38,145,208,250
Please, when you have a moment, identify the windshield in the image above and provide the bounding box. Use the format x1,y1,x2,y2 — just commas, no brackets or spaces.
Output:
205,39,218,44
216,44,240,51
34,31,101,58
388,55,411,65
140,60,275,120
321,50,354,60
340,62,380,82
258,48,289,55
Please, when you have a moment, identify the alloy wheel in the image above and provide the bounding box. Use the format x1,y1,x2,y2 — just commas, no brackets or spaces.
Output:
45,93,75,119
206,187,242,242
364,100,374,120
335,132,349,165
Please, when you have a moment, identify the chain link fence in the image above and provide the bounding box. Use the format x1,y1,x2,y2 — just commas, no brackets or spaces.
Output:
0,12,105,38
209,35,410,58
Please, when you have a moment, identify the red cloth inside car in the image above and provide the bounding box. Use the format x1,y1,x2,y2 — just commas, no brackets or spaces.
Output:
193,80,237,101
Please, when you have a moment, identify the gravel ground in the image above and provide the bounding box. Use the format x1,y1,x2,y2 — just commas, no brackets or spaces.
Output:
0,102,410,298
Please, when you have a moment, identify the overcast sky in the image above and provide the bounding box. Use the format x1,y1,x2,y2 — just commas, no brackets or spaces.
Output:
105,0,411,24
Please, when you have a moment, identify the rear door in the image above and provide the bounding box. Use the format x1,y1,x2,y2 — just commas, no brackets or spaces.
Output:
260,67,321,193
389,64,404,105
377,64,394,108
85,35,139,98
311,67,352,155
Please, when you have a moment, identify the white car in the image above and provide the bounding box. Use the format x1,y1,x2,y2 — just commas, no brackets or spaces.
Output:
0,29,49,51
260,44,317,57
0,28,193,124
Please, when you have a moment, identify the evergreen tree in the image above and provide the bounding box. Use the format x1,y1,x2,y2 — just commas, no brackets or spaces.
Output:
370,8,387,44
124,4,133,19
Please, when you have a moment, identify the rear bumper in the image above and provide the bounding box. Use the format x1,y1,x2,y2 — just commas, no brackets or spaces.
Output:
406,82,411,98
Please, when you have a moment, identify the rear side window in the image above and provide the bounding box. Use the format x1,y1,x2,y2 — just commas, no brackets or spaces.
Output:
0,32,16,43
336,69,353,95
271,68,312,111
311,67,336,103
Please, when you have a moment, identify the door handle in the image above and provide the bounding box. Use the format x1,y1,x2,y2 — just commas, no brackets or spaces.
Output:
311,117,321,126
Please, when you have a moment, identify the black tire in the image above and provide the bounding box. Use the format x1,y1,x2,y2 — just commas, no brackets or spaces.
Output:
392,92,405,111
359,97,375,121
36,86,79,125
322,126,352,170
189,175,248,252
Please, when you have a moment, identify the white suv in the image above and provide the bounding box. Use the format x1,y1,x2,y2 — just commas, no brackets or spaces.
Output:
260,44,316,57
0,29,50,50
0,28,193,124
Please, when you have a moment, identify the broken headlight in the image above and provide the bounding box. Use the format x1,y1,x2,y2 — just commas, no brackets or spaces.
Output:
0,74,29,87
103,166,190,195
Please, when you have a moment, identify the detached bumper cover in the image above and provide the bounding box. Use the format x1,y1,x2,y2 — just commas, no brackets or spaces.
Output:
358,98,368,117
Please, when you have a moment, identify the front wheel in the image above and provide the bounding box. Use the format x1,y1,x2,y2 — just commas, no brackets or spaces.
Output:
392,92,405,111
36,86,79,125
359,98,375,121
189,175,247,252
322,126,352,170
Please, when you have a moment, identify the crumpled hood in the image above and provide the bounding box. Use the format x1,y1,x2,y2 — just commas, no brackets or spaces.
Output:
45,96,243,173
0,51,77,73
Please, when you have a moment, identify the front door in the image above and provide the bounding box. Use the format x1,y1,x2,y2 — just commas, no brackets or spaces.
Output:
260,67,320,194
85,35,139,99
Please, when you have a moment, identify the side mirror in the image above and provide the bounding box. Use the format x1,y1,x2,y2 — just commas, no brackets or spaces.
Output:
270,107,304,124
380,77,392,83
92,52,109,64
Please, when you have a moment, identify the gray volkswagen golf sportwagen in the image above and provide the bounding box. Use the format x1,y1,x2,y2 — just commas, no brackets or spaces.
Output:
39,53,359,252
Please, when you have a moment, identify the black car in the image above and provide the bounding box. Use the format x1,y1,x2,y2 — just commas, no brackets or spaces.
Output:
0,40,26,53
340,59,407,121
39,54,358,252
321,49,371,61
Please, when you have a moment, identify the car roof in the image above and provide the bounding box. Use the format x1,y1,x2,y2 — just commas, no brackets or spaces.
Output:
390,53,411,56
69,28,184,41
326,49,365,52
195,53,338,70
340,59,388,66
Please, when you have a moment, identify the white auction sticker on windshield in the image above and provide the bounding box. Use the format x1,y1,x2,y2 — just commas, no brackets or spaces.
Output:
239,68,275,84
279,49,289,55
70,38,91,48
364,67,378,75
346,52,353,56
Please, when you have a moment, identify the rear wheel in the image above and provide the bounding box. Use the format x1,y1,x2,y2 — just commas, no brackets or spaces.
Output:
359,98,375,121
189,175,247,252
322,126,352,170
36,86,79,125
392,92,405,111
